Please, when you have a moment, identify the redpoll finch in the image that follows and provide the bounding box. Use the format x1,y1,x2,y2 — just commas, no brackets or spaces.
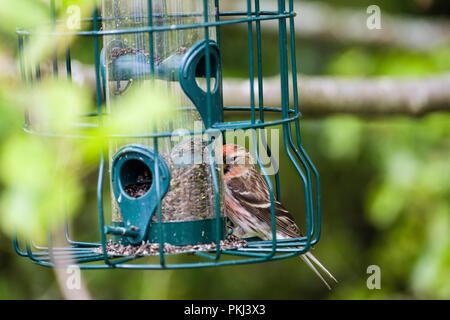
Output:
222,144,337,289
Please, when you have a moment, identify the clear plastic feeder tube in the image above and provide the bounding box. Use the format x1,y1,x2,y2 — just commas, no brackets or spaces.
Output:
101,0,223,228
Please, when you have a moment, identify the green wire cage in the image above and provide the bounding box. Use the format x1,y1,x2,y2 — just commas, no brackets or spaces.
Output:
14,0,322,270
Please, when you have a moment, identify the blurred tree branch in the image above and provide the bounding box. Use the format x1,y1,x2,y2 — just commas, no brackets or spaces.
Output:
221,0,450,51
44,59,450,116
16,52,448,117
54,264,92,300
223,74,450,116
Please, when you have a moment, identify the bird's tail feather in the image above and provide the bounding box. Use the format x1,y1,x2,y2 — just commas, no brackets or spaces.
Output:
306,252,338,283
300,252,337,290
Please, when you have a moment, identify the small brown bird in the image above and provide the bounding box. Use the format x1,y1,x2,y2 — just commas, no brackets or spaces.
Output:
223,144,337,289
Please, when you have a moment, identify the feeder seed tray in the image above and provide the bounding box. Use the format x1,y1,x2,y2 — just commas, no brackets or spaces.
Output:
96,235,247,257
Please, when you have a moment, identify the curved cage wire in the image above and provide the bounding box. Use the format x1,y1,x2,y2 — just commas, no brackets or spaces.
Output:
13,0,322,269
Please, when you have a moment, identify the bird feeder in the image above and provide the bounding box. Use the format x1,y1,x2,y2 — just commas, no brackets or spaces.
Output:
14,0,322,270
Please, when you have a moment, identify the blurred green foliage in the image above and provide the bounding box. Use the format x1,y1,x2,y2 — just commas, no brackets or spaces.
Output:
0,0,449,300
327,46,450,77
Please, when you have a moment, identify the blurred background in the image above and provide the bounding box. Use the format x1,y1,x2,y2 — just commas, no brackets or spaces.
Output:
0,0,449,299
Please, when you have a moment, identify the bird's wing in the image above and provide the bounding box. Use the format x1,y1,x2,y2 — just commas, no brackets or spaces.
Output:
226,170,302,238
